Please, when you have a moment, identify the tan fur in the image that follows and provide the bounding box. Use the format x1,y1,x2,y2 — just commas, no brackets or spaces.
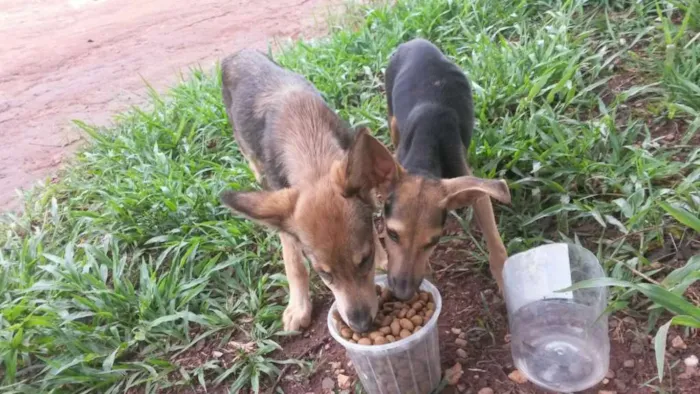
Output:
390,116,400,147
383,165,511,298
222,91,397,332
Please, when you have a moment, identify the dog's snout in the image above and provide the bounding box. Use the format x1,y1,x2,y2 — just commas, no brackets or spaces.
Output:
389,274,421,300
347,306,373,333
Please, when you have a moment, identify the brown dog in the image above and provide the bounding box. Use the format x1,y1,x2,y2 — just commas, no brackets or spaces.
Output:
220,49,397,332
383,39,511,300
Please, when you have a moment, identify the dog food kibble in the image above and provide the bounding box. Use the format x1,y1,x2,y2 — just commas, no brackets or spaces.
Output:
334,286,436,346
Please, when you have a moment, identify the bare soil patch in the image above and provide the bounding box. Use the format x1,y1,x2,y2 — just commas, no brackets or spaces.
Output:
0,0,344,211
272,217,699,394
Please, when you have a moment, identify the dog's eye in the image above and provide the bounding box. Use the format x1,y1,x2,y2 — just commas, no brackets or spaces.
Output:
386,229,400,243
318,270,333,284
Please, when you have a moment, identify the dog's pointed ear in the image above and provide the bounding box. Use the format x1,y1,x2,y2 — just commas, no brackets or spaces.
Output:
220,188,299,232
342,127,402,196
439,177,511,211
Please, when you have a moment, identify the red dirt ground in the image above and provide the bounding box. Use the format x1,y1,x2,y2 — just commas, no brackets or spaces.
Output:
269,217,700,394
0,0,343,211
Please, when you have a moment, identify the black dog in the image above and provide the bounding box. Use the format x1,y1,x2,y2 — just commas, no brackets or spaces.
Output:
382,38,511,299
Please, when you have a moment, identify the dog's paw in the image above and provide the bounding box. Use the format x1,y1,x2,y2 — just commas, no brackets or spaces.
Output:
283,298,312,331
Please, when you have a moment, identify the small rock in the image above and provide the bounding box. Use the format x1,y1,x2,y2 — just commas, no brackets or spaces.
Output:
456,348,468,358
605,370,615,379
614,380,627,391
211,350,223,358
508,369,528,384
347,360,353,368
504,333,511,343
337,374,352,390
324,343,331,350
458,332,466,340
598,391,616,394
451,327,462,335
457,383,467,392
671,335,687,349
445,363,464,385
478,388,494,394
602,378,609,384
339,391,350,394
684,355,698,367
330,361,342,370
455,338,468,347
630,342,643,355
322,377,335,390
623,359,635,368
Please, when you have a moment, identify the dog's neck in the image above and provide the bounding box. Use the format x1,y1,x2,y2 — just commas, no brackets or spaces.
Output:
276,91,352,187
397,104,465,179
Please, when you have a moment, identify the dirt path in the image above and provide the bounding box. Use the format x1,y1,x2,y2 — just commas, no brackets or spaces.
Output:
0,0,343,211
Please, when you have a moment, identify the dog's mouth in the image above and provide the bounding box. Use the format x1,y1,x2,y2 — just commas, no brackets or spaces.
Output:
388,274,423,301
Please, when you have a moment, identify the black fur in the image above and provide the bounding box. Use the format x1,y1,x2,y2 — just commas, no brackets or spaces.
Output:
385,39,474,179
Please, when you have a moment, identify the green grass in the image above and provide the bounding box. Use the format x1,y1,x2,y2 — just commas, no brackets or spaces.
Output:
1,0,698,392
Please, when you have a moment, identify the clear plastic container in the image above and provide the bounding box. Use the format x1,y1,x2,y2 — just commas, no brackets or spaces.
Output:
327,274,442,394
503,243,609,393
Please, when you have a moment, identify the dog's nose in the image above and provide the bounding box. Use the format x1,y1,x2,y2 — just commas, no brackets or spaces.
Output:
389,275,421,301
347,306,373,333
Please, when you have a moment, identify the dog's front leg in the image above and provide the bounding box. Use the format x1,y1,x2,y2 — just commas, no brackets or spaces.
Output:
280,233,312,331
473,195,508,292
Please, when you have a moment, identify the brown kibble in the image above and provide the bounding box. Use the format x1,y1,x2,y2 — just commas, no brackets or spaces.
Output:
426,302,435,310
410,315,423,326
340,327,353,339
391,319,401,336
400,318,415,331
335,284,440,346
369,331,383,340
381,315,393,326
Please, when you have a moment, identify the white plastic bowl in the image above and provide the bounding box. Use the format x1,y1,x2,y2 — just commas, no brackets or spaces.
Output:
327,274,442,394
